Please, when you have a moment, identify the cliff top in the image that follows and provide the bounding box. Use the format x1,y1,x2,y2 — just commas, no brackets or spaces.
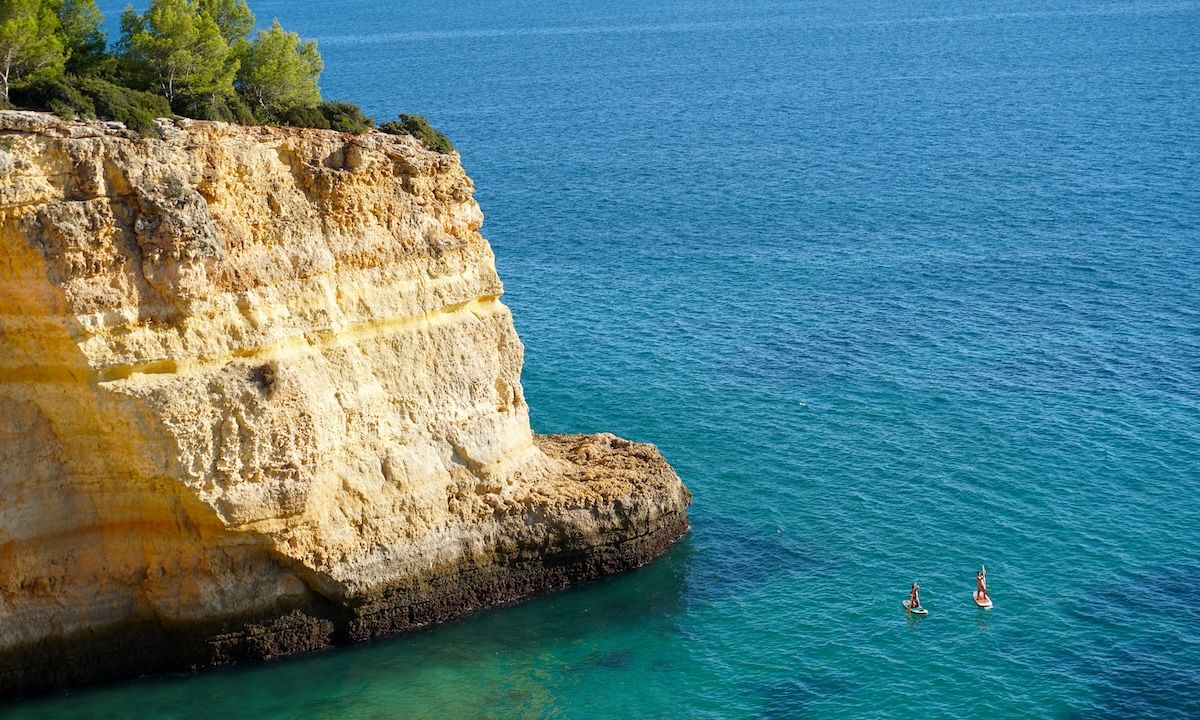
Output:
0,110,450,157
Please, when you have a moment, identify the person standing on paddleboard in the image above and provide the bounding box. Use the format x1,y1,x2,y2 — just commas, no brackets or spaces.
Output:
976,565,989,603
909,582,921,612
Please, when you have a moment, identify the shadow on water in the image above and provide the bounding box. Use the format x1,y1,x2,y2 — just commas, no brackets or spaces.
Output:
753,673,857,720
583,649,635,670
682,510,840,607
674,513,858,715
1059,564,1200,720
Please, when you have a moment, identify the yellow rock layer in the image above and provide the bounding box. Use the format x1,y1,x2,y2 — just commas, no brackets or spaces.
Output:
0,112,689,691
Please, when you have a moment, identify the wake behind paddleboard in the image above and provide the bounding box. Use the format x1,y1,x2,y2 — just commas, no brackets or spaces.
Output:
973,591,993,609
902,600,928,615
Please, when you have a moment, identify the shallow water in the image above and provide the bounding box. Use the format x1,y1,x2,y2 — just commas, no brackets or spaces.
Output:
6,0,1200,717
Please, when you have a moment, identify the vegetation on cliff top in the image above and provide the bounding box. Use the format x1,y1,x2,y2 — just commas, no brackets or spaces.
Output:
0,0,454,151
380,114,454,155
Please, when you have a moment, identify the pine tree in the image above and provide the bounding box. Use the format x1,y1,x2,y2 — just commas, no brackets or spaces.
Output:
48,0,105,75
0,0,65,103
119,0,234,106
237,19,322,119
197,0,253,45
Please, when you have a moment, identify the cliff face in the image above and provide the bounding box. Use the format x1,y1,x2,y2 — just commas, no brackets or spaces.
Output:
0,111,690,695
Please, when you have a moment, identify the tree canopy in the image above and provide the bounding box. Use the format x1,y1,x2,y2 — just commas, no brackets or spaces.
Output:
0,0,65,103
49,0,105,74
237,19,321,117
119,0,235,104
116,0,325,122
0,0,456,152
197,0,253,45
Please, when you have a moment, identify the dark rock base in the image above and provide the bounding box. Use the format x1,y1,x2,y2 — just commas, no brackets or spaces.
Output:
0,511,689,699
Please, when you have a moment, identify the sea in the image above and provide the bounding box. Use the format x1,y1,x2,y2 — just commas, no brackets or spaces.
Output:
4,0,1199,717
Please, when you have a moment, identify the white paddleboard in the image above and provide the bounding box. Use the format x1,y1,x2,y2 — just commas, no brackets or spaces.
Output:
903,600,928,615
973,591,993,609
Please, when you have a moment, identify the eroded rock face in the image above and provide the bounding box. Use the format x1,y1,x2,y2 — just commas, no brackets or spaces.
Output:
0,112,690,695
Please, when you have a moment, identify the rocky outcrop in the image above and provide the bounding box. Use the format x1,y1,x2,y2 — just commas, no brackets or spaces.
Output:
0,112,690,696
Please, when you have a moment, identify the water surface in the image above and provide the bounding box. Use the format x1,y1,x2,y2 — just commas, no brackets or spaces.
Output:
6,0,1200,717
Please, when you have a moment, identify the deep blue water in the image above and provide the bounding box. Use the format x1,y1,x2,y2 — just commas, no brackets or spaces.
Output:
7,0,1200,717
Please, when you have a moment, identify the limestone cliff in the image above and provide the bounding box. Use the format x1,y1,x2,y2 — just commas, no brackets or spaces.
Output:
0,111,690,695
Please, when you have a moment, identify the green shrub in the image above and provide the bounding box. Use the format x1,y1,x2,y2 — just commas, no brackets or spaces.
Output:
176,92,255,124
10,76,170,134
278,103,328,129
318,101,374,134
278,100,372,134
379,113,454,154
11,77,96,120
278,100,374,134
75,77,170,135
165,173,187,199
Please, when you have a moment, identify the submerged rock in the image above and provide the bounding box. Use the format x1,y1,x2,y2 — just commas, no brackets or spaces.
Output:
0,111,690,696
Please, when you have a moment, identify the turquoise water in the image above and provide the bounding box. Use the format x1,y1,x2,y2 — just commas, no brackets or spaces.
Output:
7,0,1200,717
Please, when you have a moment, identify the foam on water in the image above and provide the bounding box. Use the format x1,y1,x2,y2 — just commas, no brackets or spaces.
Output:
6,0,1200,717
